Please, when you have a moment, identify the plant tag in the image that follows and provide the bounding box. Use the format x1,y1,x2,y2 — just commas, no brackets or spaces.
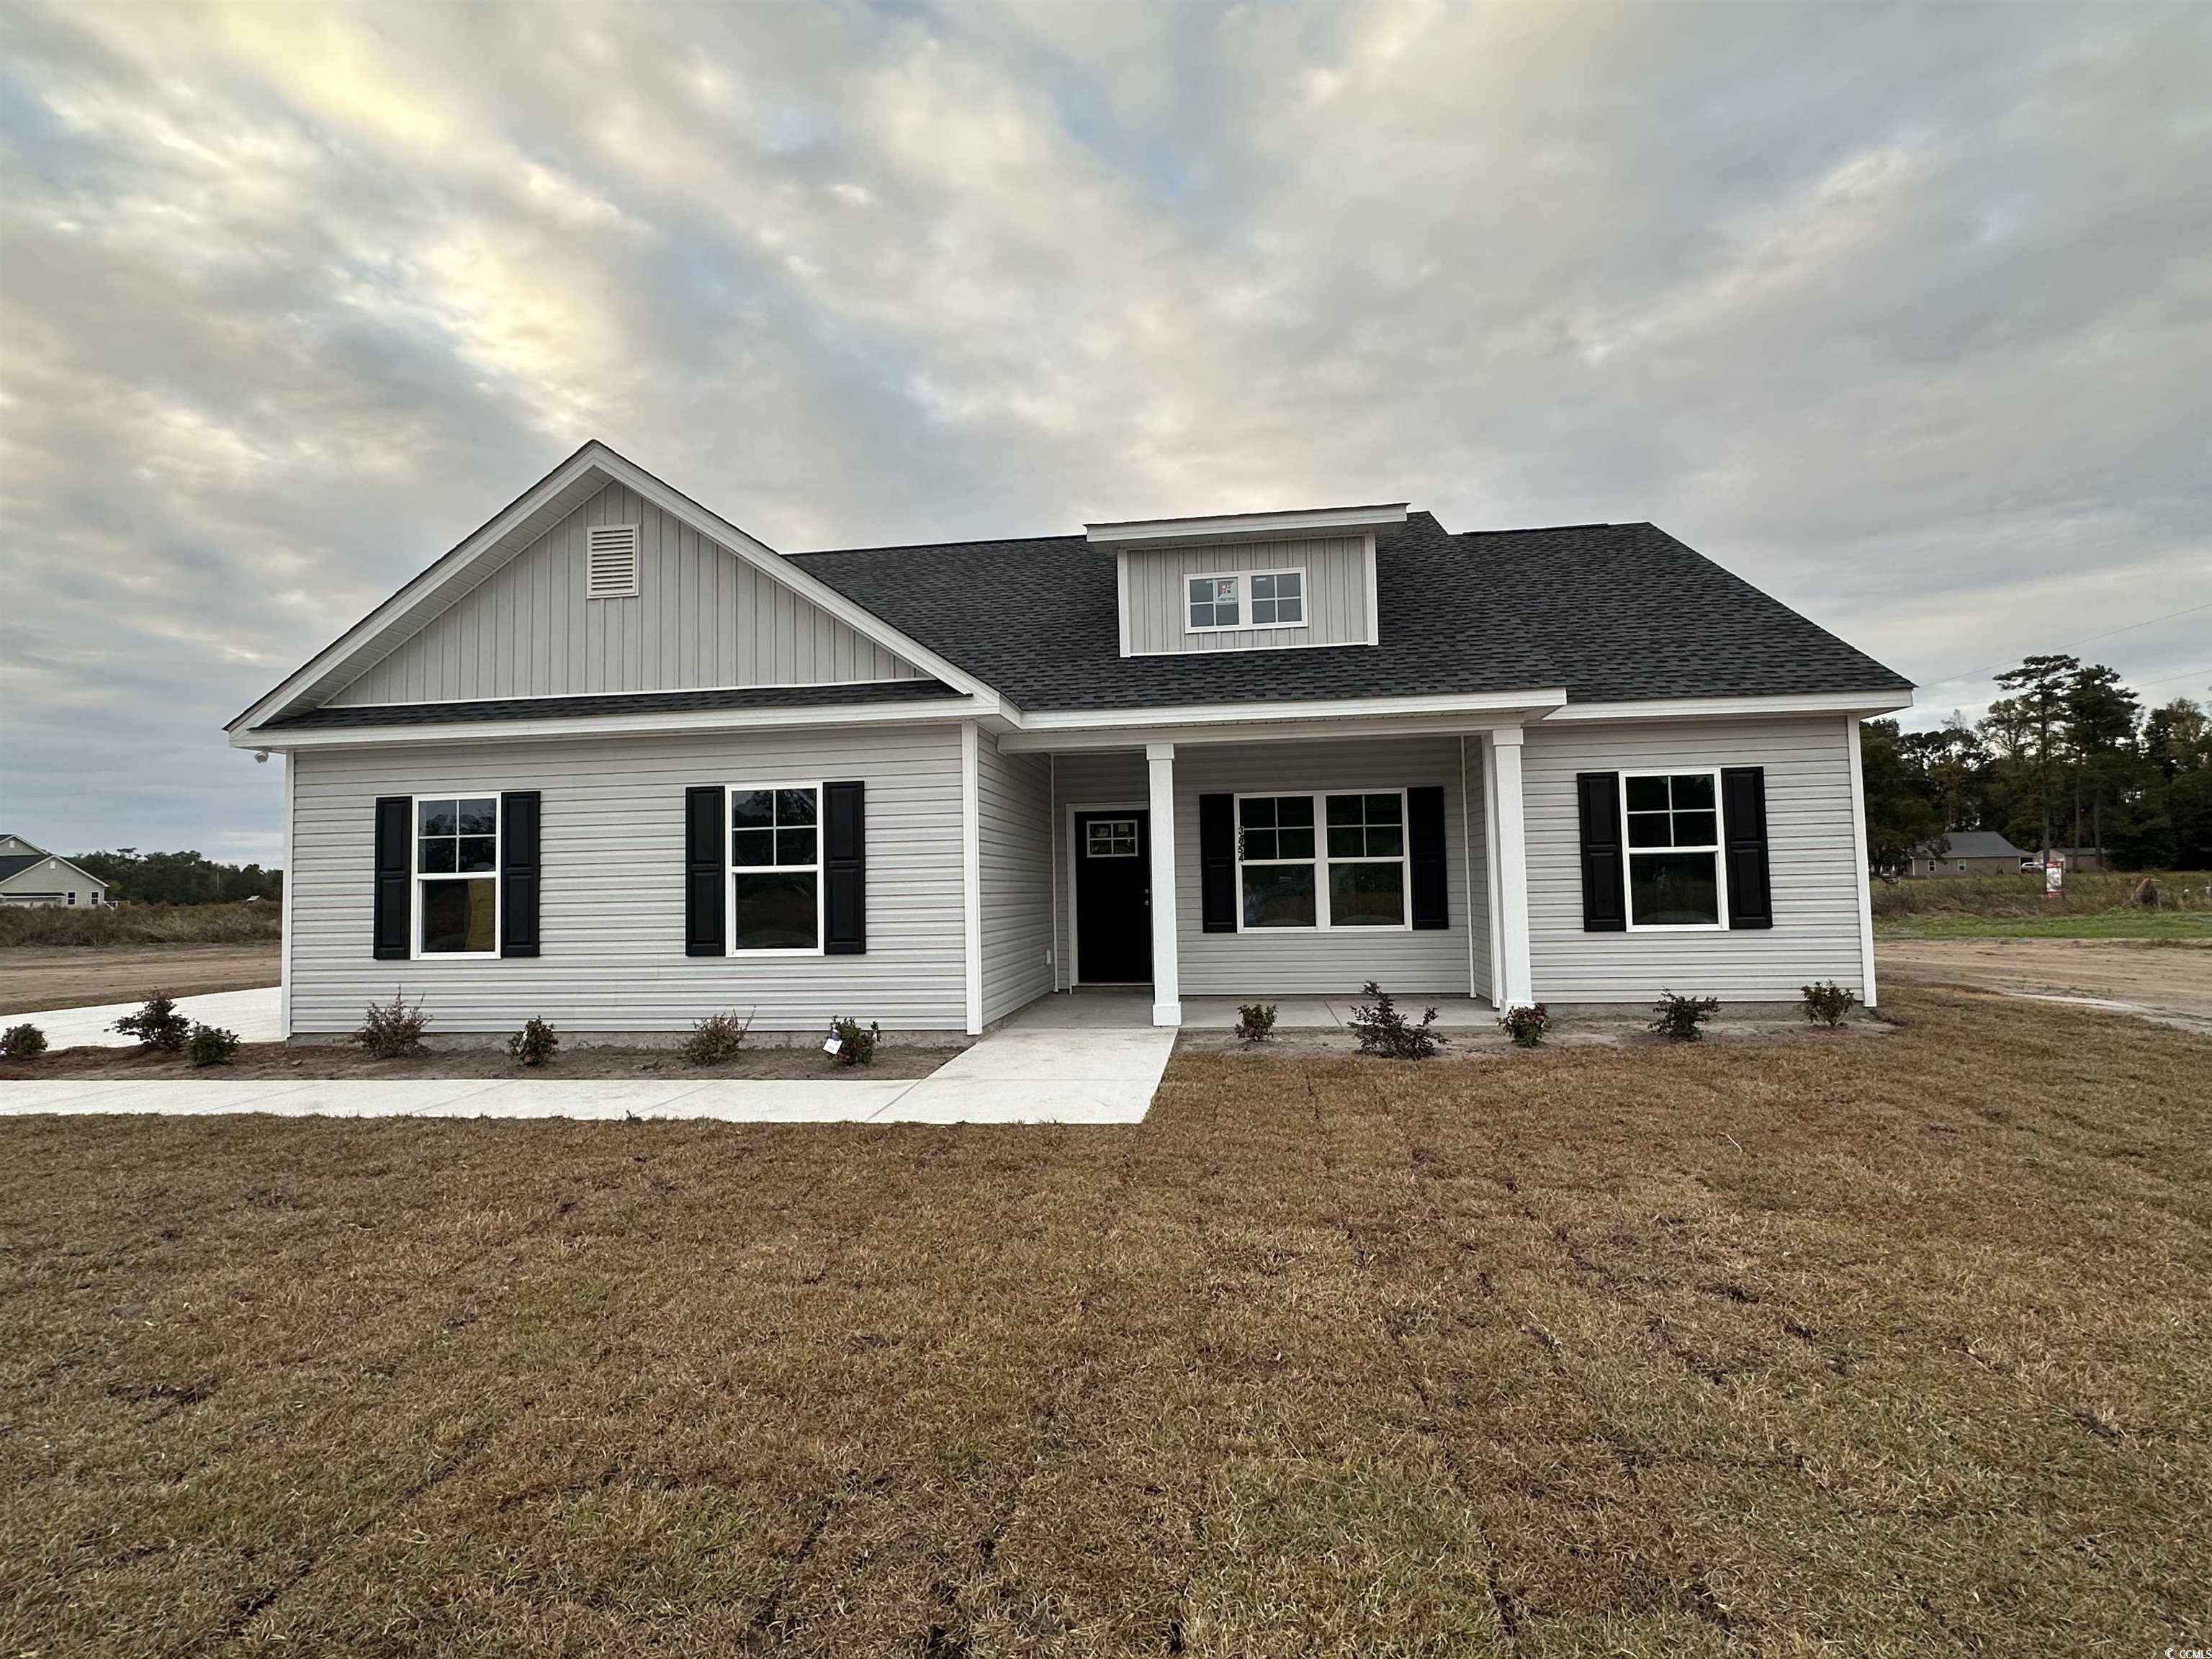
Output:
823,1035,842,1055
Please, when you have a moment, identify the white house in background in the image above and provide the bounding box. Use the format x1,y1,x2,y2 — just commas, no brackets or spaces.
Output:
228,441,1914,1039
0,835,109,907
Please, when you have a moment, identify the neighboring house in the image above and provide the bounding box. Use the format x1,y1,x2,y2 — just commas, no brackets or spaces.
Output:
228,442,1914,1038
1904,830,2030,877
0,835,109,907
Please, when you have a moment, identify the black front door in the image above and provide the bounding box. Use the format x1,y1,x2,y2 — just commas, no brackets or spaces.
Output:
1074,810,1152,984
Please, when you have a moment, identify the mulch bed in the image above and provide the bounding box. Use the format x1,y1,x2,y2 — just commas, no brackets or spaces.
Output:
2,1039,966,1082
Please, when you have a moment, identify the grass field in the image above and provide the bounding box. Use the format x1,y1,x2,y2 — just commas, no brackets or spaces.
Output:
0,900,283,949
1,979,2204,1655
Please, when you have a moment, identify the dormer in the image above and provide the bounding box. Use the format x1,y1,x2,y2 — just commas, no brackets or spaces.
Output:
1088,503,1406,658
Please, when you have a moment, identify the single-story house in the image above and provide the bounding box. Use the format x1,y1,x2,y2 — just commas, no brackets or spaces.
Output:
228,442,1915,1038
0,835,109,907
2041,845,2110,873
1905,830,2030,877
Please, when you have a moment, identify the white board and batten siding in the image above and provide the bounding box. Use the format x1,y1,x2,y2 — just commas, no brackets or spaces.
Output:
1120,536,1371,655
1521,715,1868,1003
289,724,966,1033
974,729,1056,1026
331,482,925,706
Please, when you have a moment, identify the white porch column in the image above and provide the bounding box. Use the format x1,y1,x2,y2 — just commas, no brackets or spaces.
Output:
1489,727,1535,1010
1146,740,1182,1026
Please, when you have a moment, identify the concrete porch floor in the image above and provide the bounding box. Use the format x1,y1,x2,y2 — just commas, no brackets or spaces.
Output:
1002,989,1501,1030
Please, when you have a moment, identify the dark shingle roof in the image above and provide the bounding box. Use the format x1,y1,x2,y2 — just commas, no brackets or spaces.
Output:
265,678,963,731
0,853,46,882
788,514,1908,710
1920,830,2029,859
1457,521,1910,703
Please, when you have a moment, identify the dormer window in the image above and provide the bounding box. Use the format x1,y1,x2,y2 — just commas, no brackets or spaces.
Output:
1187,568,1304,634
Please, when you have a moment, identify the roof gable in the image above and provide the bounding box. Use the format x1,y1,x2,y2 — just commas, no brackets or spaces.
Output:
231,443,996,734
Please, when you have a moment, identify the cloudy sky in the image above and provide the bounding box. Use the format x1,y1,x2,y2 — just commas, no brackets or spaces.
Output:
2,1,2208,863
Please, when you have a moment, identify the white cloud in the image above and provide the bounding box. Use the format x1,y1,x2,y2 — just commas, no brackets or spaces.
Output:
1,0,2208,858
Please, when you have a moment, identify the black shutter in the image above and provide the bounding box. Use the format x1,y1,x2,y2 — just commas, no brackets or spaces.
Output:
1408,786,1448,930
1576,772,1627,932
500,791,541,958
372,796,410,959
823,781,866,954
684,785,725,957
1721,766,1773,930
1199,793,1236,933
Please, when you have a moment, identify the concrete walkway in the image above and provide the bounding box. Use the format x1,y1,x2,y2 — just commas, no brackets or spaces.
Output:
0,1014,1177,1125
12,986,284,1048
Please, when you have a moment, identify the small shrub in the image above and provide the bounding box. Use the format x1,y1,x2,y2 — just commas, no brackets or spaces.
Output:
114,992,190,1052
1800,981,1857,1028
1,1023,48,1061
1235,1002,1278,1046
679,1008,753,1066
827,1016,881,1067
507,1017,559,1067
186,1024,240,1067
1651,989,1722,1043
354,989,430,1059
1498,1002,1551,1048
2131,877,2161,909
1349,981,1444,1059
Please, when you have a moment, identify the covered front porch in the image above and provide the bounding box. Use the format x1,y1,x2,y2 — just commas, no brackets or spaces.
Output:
993,712,1545,1029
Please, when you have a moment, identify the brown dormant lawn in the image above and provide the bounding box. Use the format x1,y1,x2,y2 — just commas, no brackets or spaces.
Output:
1,980,2204,1656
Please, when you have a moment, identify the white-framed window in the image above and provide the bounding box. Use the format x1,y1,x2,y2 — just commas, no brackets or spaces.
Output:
728,783,823,954
1085,818,1139,858
414,793,500,958
1235,788,1410,931
1186,567,1306,634
1621,770,1727,930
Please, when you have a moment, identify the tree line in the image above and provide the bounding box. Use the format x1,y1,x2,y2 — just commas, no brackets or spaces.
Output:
1860,655,2212,875
71,848,284,906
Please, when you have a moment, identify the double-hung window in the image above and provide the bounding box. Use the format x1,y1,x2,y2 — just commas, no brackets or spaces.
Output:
729,785,822,952
1187,569,1305,633
1622,770,1726,929
415,795,500,956
1237,789,1408,930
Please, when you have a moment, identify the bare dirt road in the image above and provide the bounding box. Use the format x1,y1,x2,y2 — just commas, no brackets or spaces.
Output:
1880,936,2212,1034
0,944,281,1017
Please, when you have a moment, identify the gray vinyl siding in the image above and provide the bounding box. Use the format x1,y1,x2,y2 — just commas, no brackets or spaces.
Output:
1173,737,1478,997
289,724,965,1033
331,482,924,706
1048,750,1148,992
1122,537,1370,655
975,729,1054,1025
1523,715,1867,1003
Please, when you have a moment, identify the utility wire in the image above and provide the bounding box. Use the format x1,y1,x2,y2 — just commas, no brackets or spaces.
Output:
1917,598,2212,690
2131,664,2211,693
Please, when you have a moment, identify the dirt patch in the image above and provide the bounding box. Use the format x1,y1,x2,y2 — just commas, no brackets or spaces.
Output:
1,981,2203,1655
0,943,280,1017
1881,935,2212,1032
6,1038,968,1082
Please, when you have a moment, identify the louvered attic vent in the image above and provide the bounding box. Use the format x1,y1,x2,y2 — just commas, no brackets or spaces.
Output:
586,524,640,599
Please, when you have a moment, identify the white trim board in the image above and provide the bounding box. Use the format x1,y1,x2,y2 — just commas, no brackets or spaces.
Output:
960,721,984,1035
1542,690,1914,722
1845,714,1880,1010
230,440,1004,736
1002,687,1570,739
1086,503,1408,546
235,695,992,751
